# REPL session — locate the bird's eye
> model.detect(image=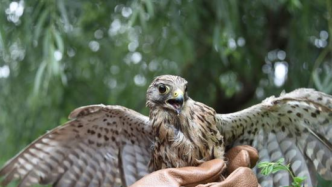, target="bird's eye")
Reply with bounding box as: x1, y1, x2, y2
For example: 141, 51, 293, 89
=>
158, 84, 169, 94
